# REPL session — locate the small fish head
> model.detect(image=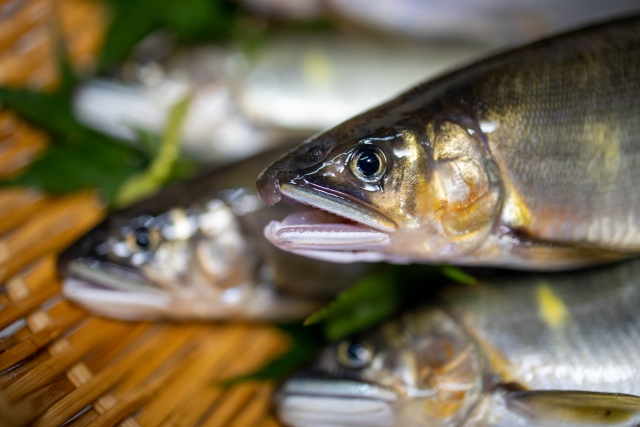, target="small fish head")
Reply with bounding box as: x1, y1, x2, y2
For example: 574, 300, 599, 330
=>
258, 115, 503, 264
277, 308, 484, 427
59, 191, 258, 319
